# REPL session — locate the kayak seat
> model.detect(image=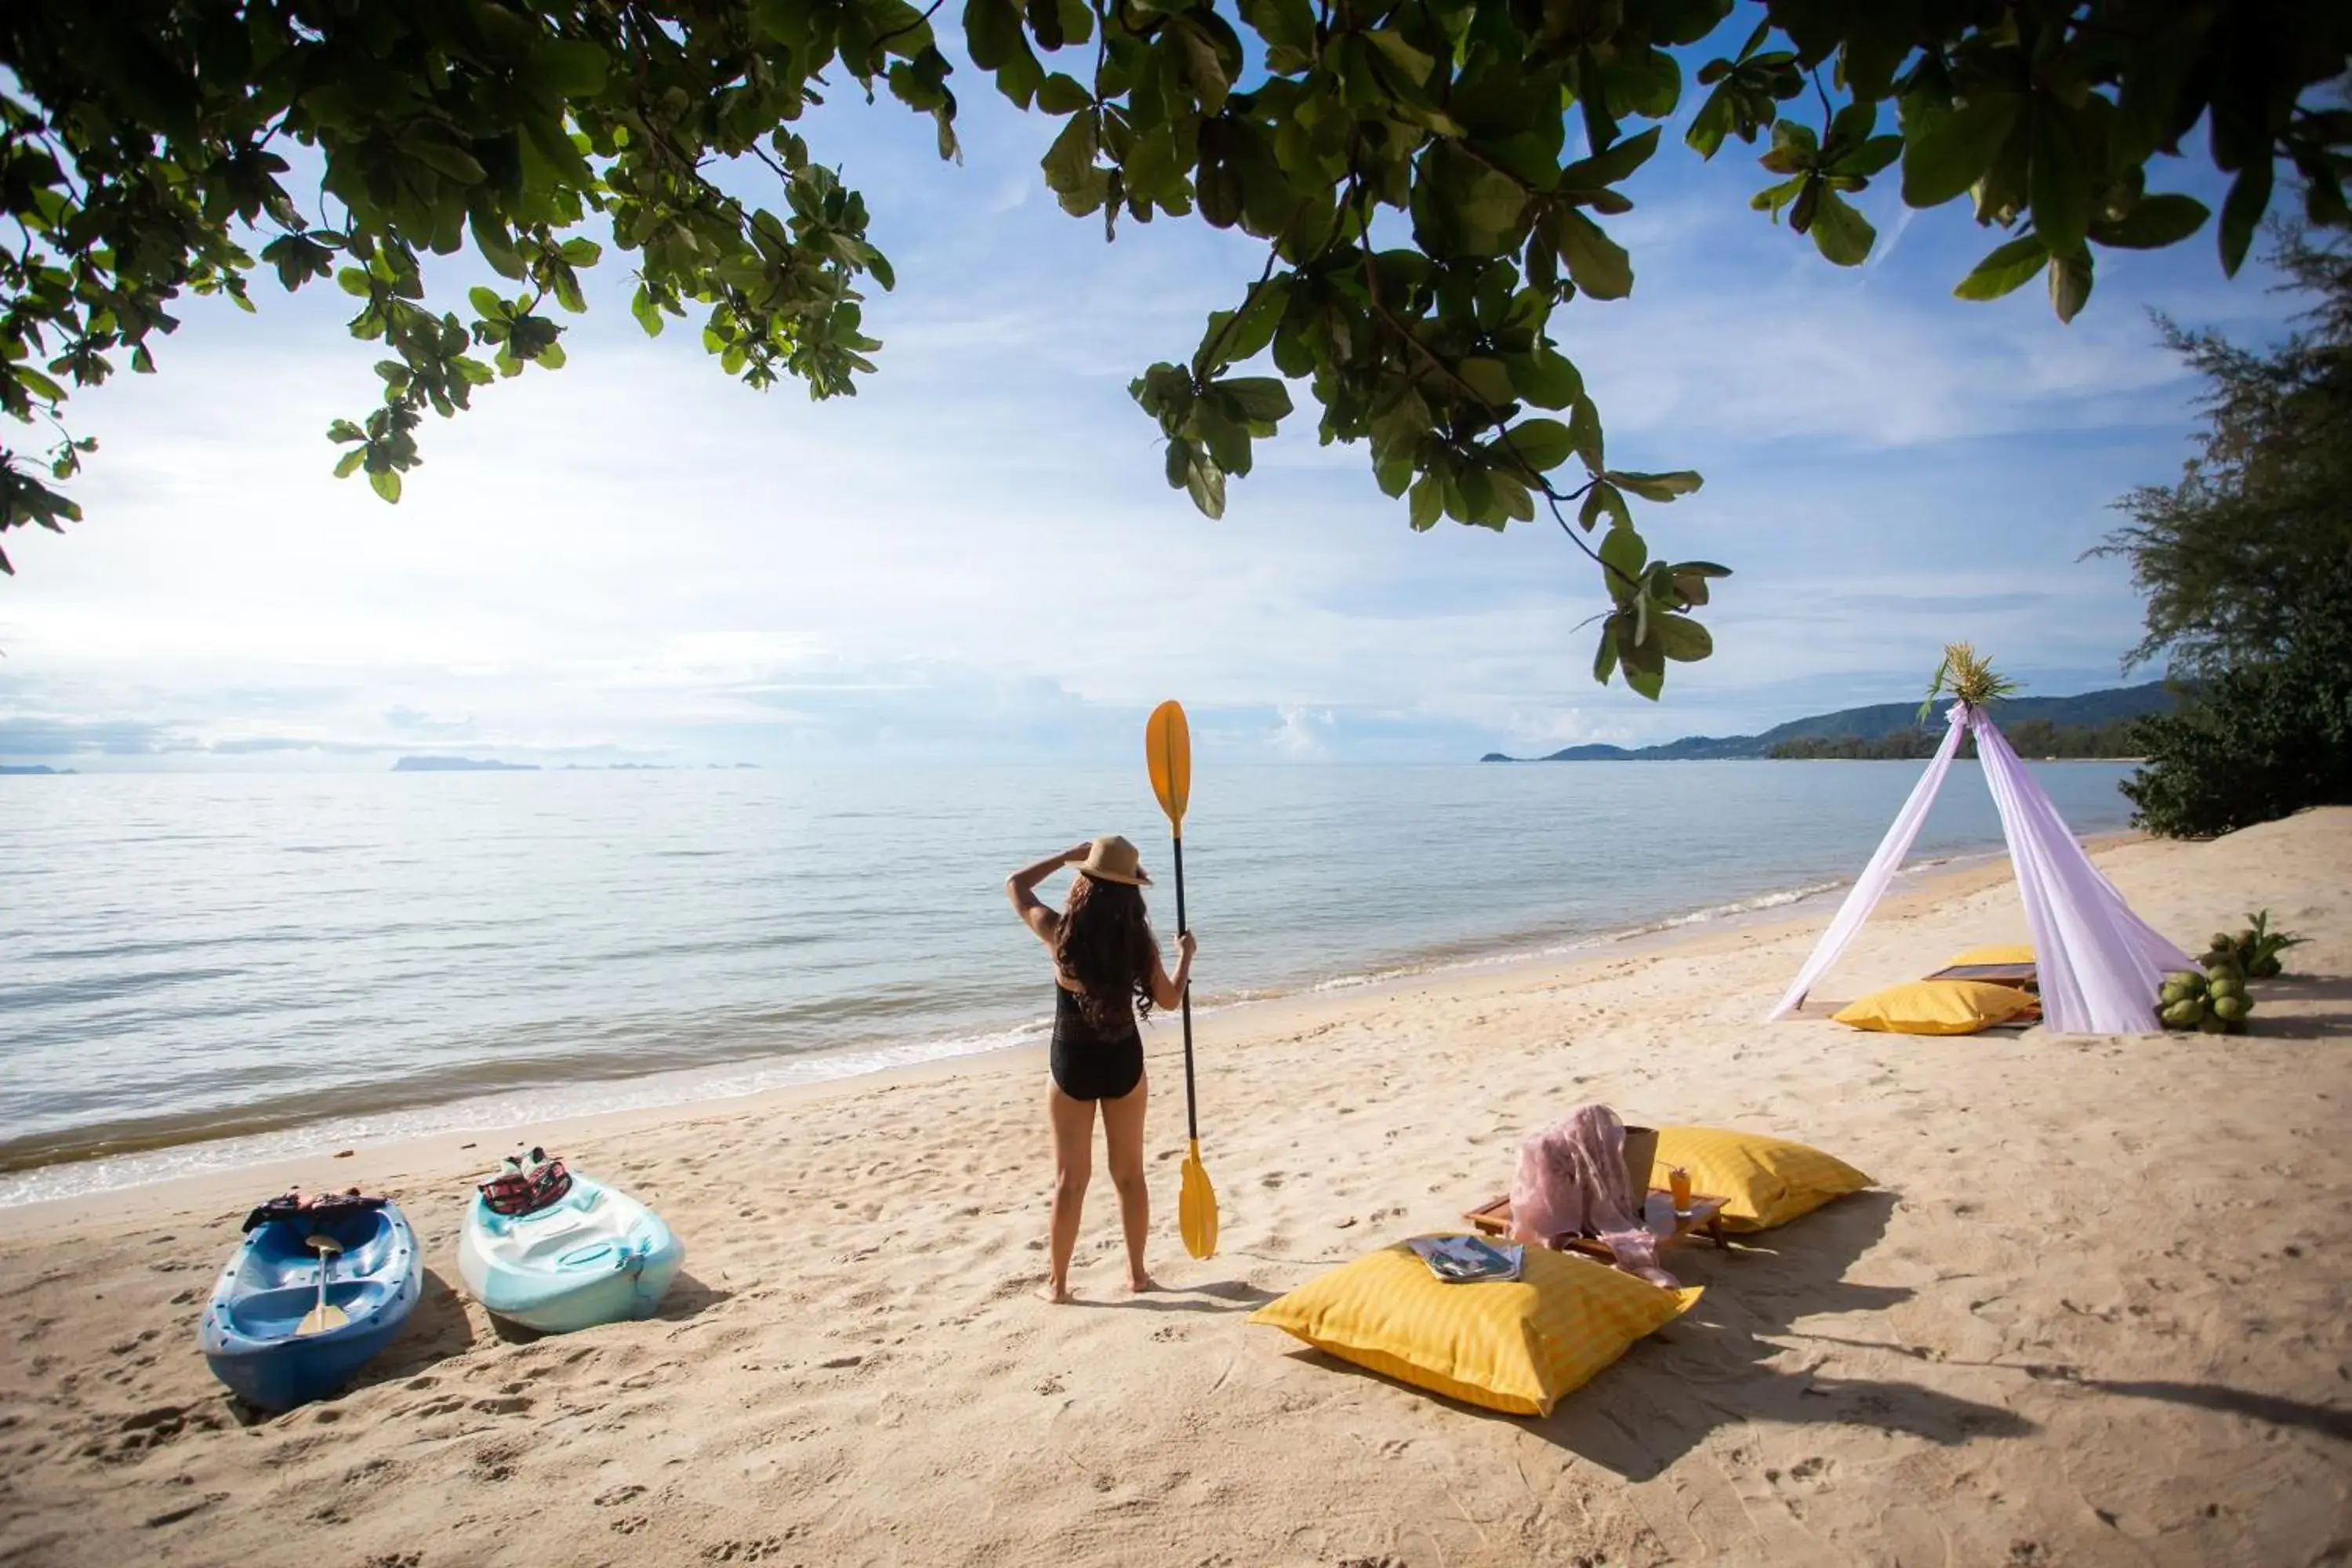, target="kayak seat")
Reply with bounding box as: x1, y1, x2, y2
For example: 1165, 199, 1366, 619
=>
223, 1278, 397, 1340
